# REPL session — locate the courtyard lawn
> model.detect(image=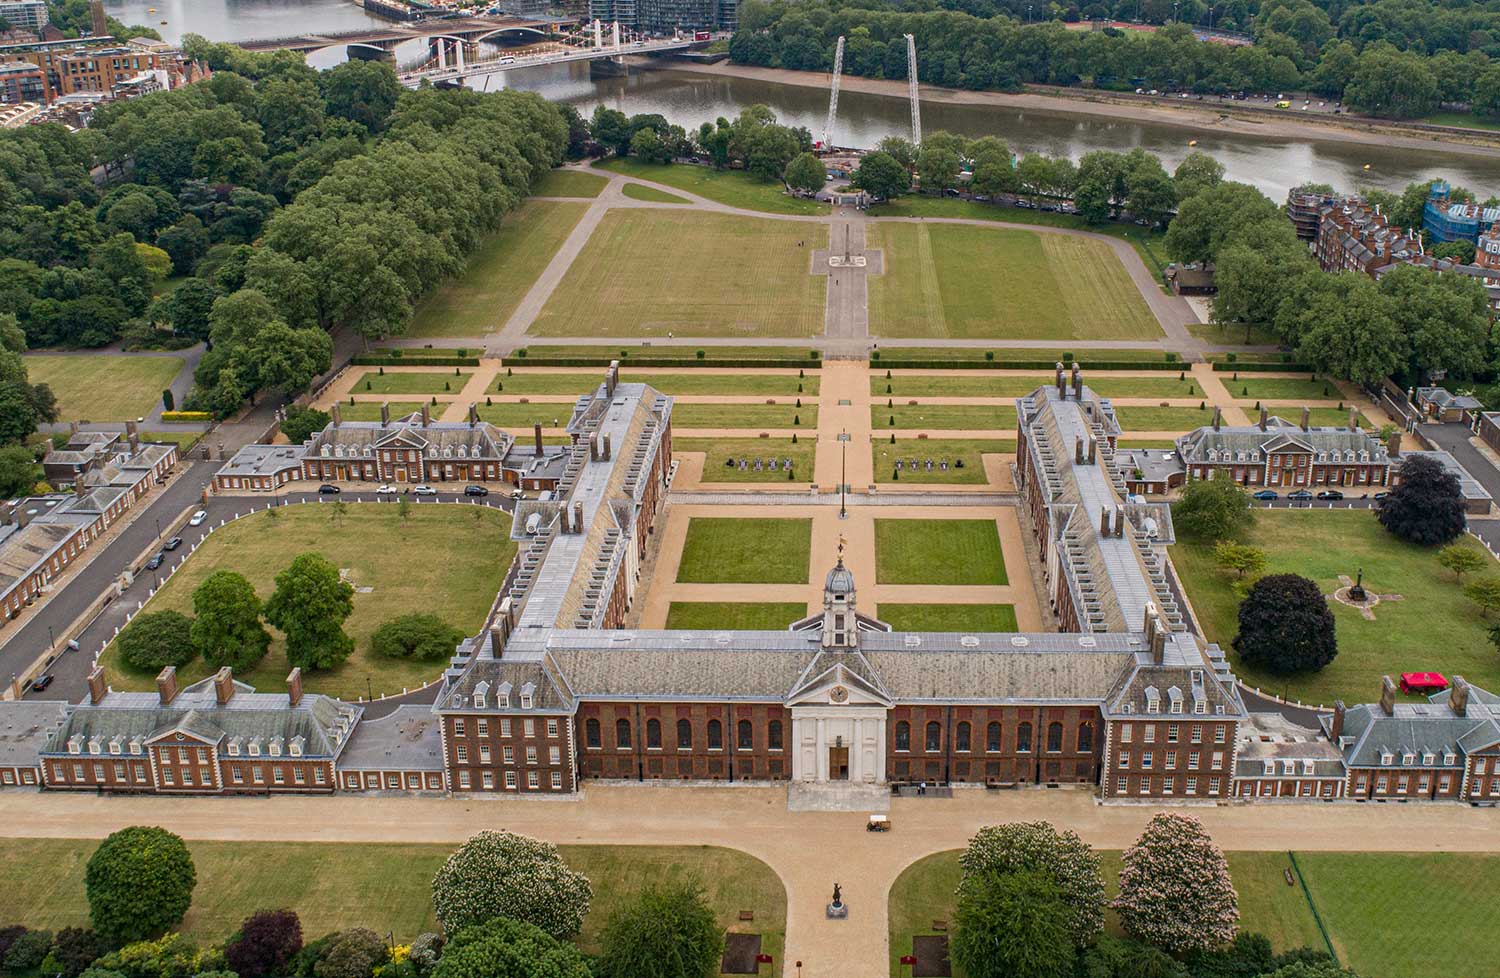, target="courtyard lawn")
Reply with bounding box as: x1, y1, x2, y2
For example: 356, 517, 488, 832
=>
516, 345, 823, 364
342, 400, 426, 422
354, 370, 471, 395
871, 373, 1199, 399
626, 371, 819, 396
621, 182, 689, 203
1170, 509, 1500, 705
143, 431, 204, 453
874, 519, 1006, 586
98, 504, 515, 700
676, 517, 812, 584
1305, 407, 1375, 429
492, 372, 600, 395
671, 403, 816, 429
866, 223, 1161, 341
874, 404, 1018, 431
871, 439, 1015, 485
25, 354, 184, 422
874, 347, 1173, 365
665, 601, 809, 630
477, 402, 576, 428
888, 849, 1326, 978
594, 158, 824, 215
533, 169, 607, 198
408, 200, 588, 338
674, 437, 815, 483
0, 838, 784, 963
1112, 405, 1214, 432
1228, 376, 1341, 402
876, 603, 1018, 632
530, 210, 827, 338
1188, 321, 1280, 346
